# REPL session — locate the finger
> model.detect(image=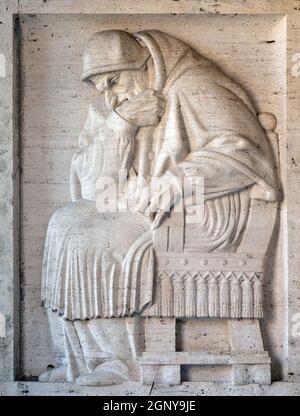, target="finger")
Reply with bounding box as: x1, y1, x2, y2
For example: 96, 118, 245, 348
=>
146, 89, 156, 96
144, 98, 161, 109
157, 101, 166, 112
153, 91, 166, 101
159, 189, 174, 214
153, 95, 166, 108
145, 93, 164, 105
136, 101, 159, 111
156, 107, 165, 117
151, 210, 166, 231
145, 184, 167, 214
151, 193, 175, 230
130, 90, 154, 104
136, 195, 151, 213
138, 89, 156, 101
146, 186, 172, 216
146, 102, 165, 116
145, 196, 160, 216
